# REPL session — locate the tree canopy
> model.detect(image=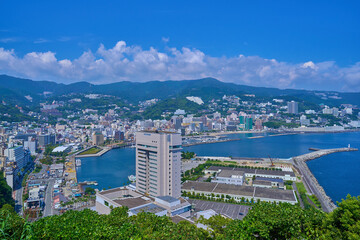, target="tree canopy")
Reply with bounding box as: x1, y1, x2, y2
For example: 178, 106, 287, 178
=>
0, 171, 14, 208
0, 195, 360, 239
